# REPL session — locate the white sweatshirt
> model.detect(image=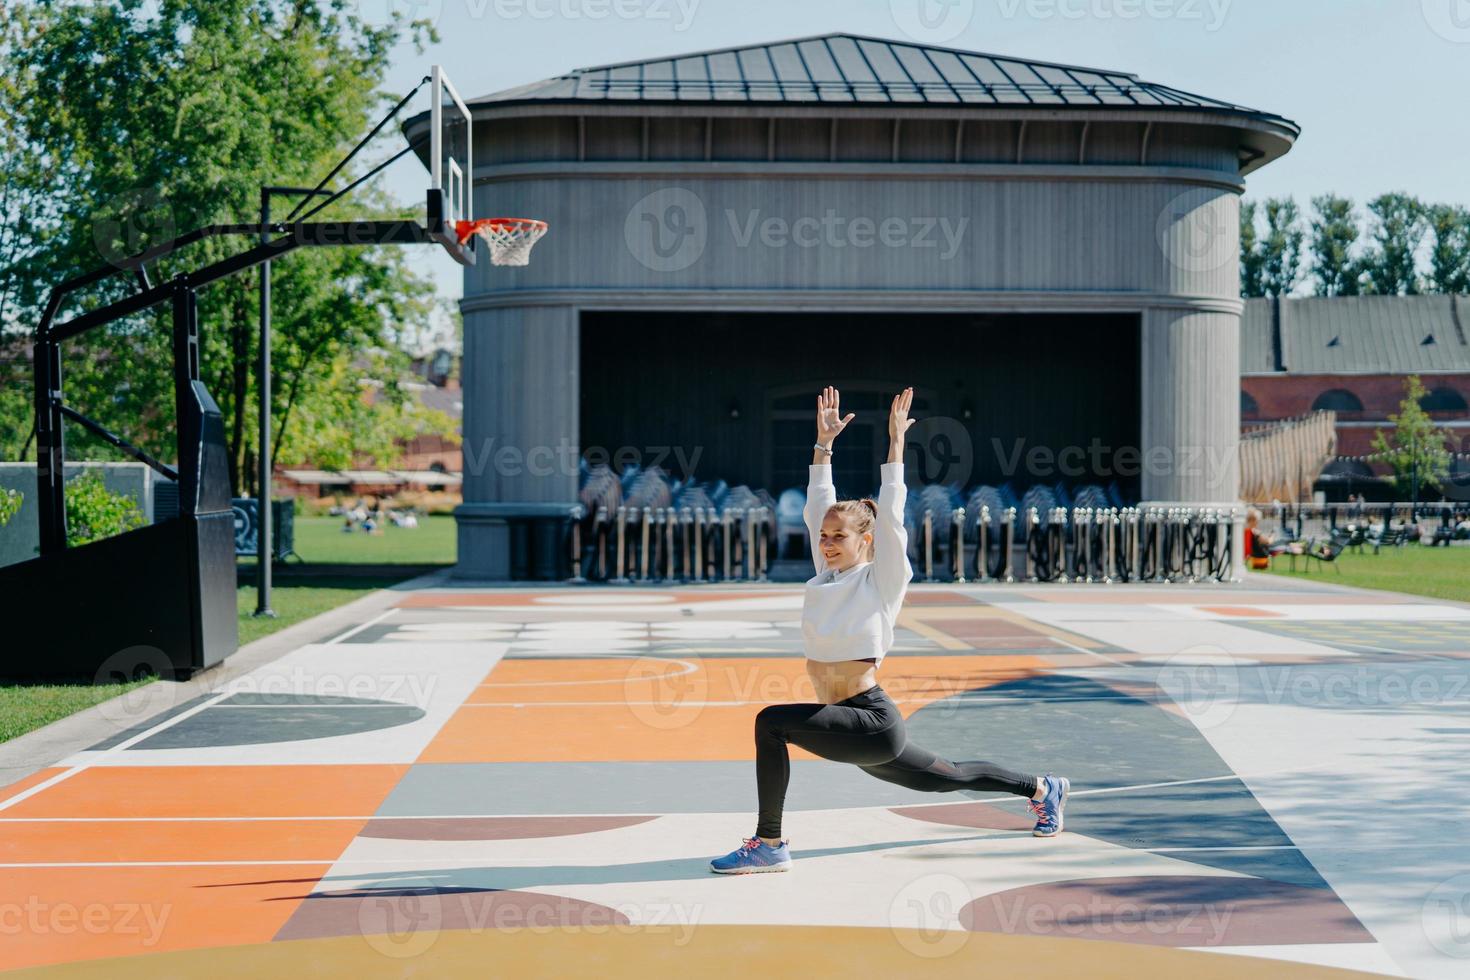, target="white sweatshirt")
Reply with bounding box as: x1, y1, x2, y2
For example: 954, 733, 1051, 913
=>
800, 461, 913, 665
